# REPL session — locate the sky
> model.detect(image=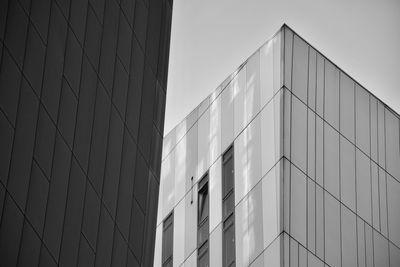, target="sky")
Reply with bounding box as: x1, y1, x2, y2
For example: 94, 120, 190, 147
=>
164, 0, 400, 135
